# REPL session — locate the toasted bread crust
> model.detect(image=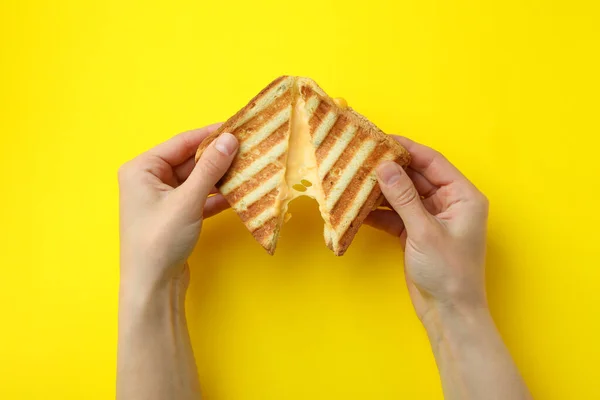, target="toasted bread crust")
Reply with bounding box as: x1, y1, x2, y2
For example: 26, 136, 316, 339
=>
297, 78, 410, 255
195, 76, 294, 254
195, 76, 411, 256
299, 77, 410, 167
334, 107, 410, 257
194, 75, 292, 162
